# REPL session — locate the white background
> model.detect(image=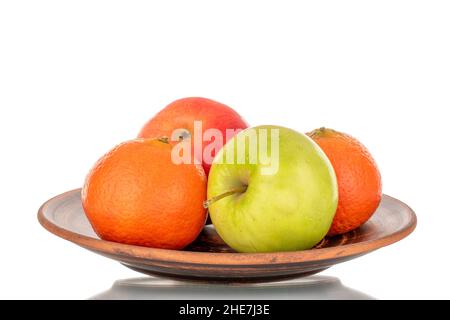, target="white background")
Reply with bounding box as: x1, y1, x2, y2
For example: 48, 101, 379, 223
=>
1, 1, 449, 299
